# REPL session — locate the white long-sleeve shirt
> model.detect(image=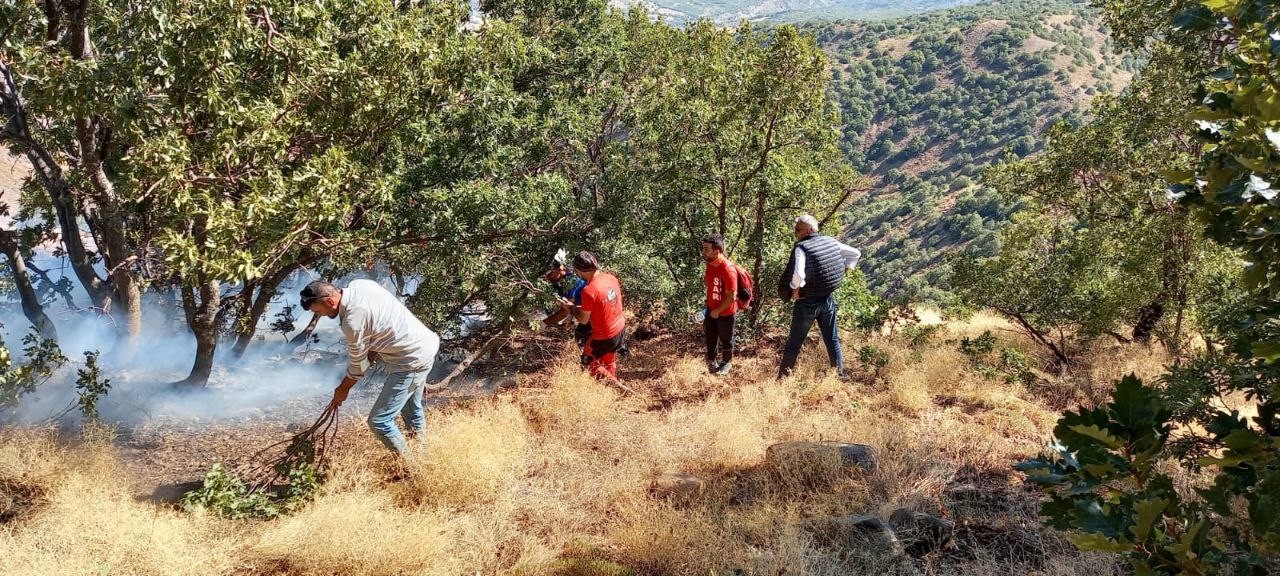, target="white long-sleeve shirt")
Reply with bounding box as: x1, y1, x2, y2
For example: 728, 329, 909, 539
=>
790, 240, 862, 289
338, 279, 440, 379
